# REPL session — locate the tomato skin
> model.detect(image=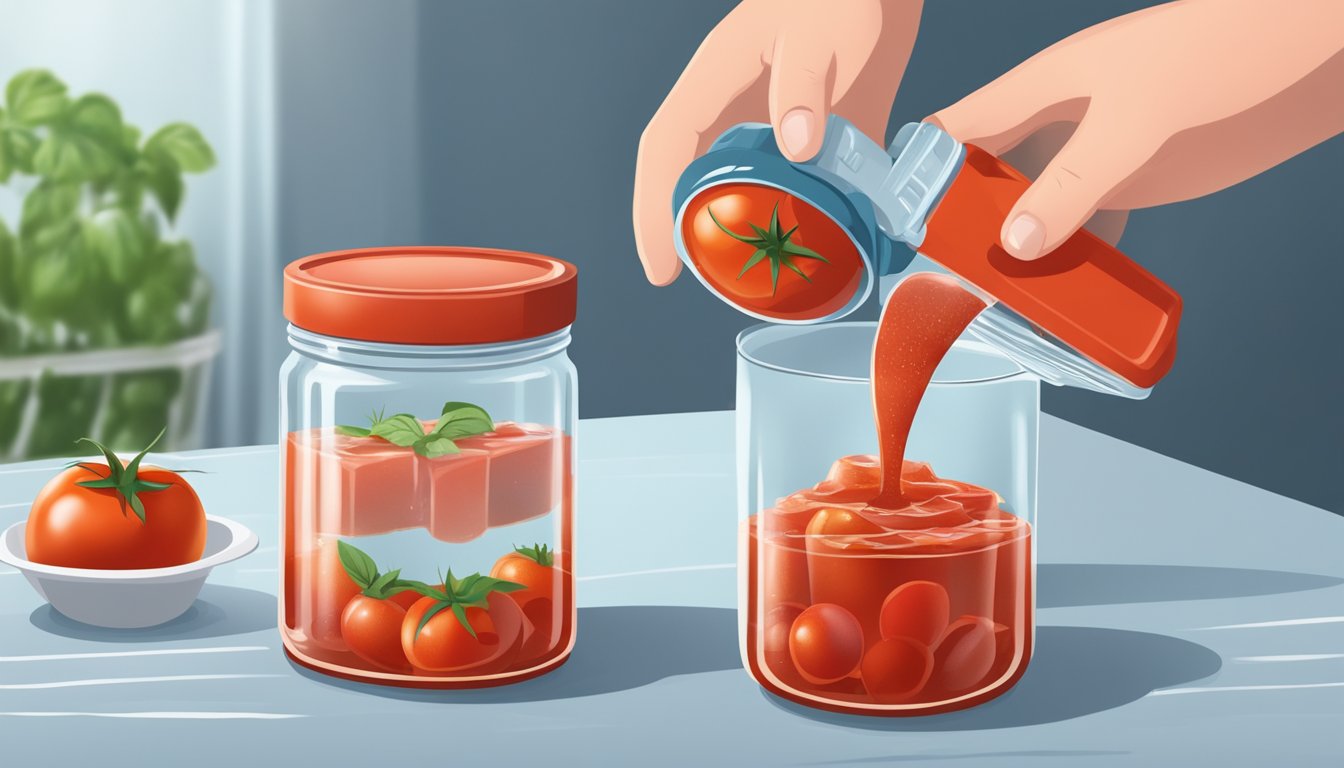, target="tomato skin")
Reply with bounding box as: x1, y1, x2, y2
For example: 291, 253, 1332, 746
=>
490, 550, 560, 664
489, 552, 555, 610
931, 615, 998, 694
879, 581, 951, 646
681, 184, 865, 321
341, 595, 412, 673
861, 637, 934, 703
25, 464, 206, 569
401, 591, 525, 673
788, 603, 865, 685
